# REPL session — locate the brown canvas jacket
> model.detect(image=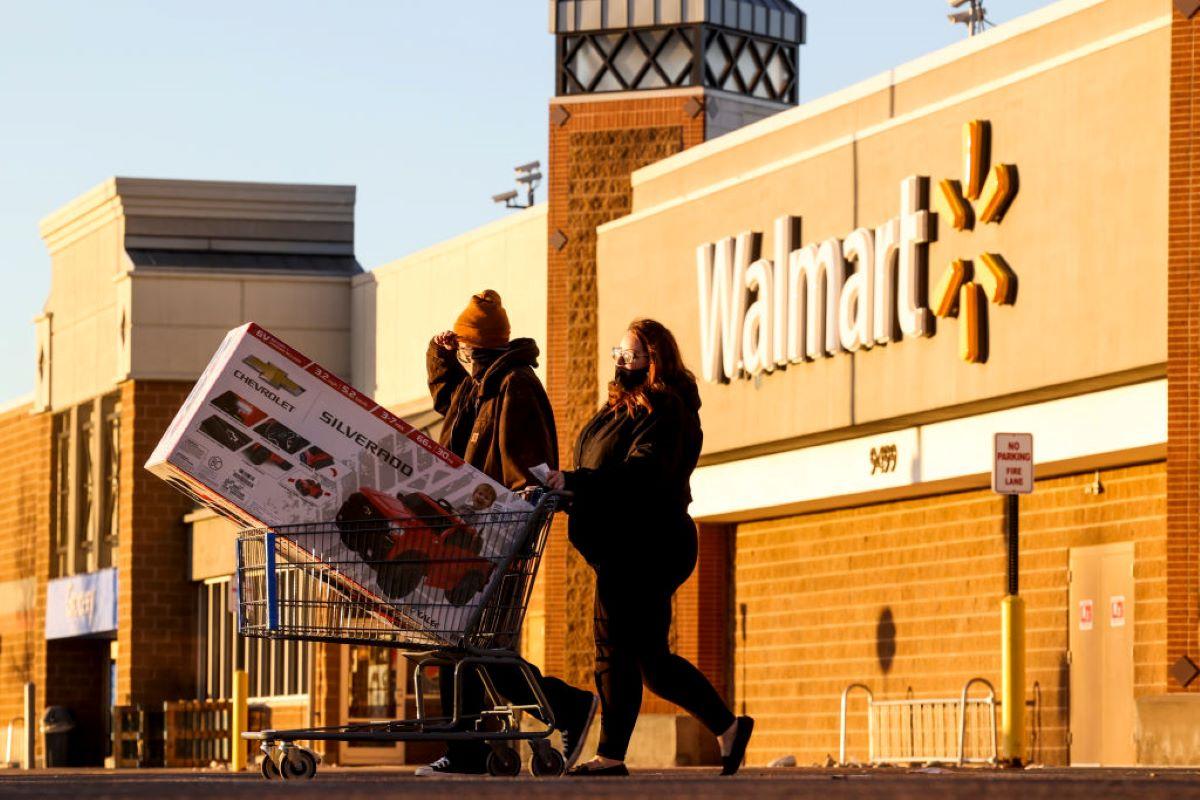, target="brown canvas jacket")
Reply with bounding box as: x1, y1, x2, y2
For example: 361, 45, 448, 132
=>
426, 337, 558, 490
